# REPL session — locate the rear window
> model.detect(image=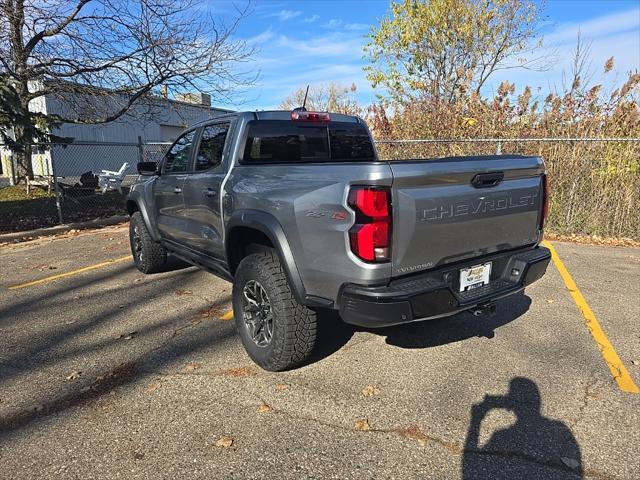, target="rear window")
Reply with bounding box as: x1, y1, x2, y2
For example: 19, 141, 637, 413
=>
241, 120, 375, 164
